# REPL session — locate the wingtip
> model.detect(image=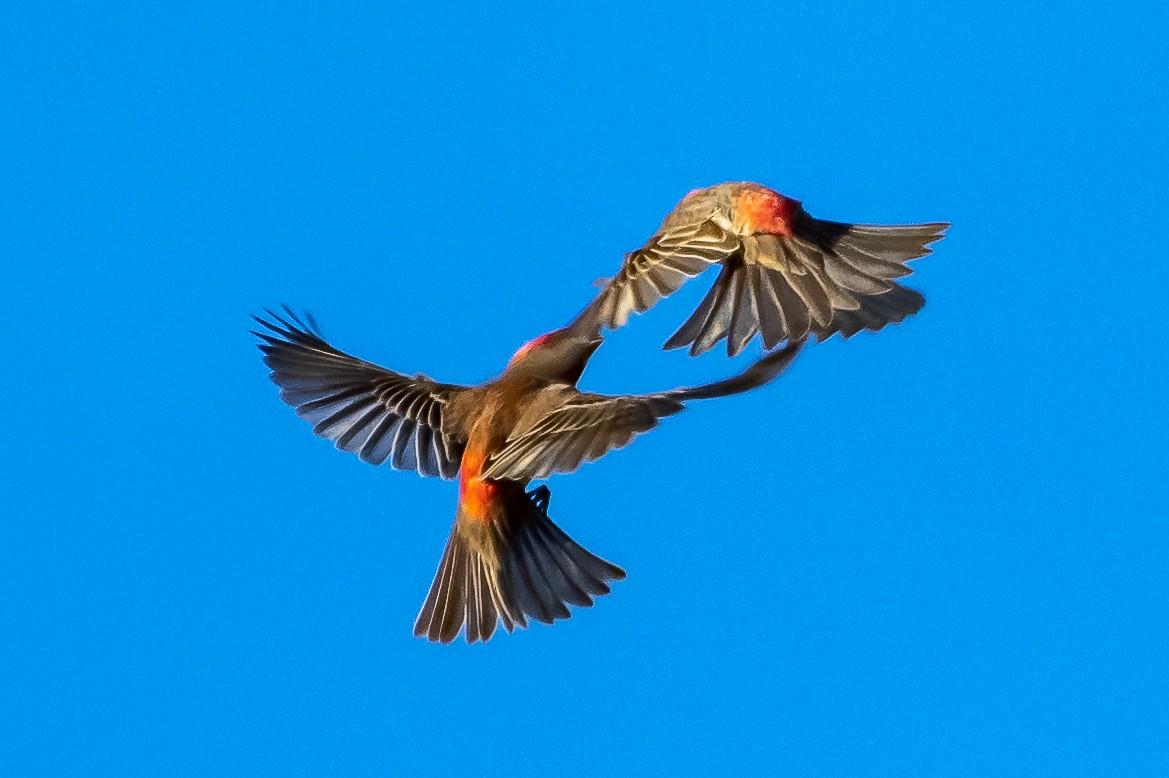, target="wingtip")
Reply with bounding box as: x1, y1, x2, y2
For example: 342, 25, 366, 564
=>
251, 305, 325, 338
